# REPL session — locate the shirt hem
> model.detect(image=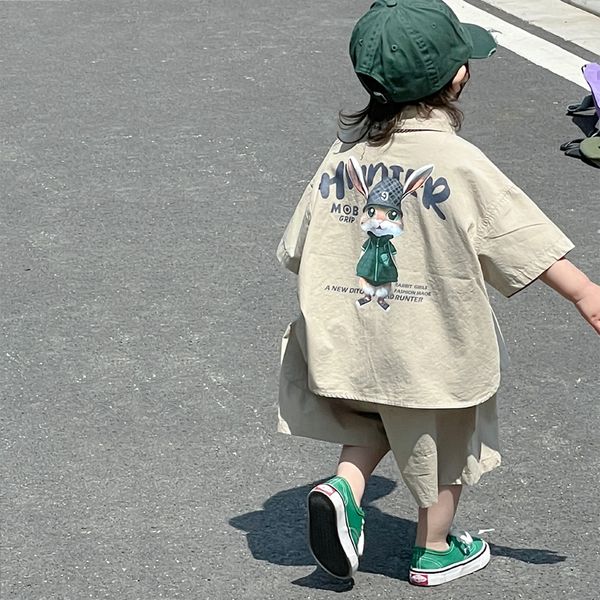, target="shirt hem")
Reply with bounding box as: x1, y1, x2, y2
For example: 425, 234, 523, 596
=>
308, 380, 501, 410
506, 238, 575, 298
